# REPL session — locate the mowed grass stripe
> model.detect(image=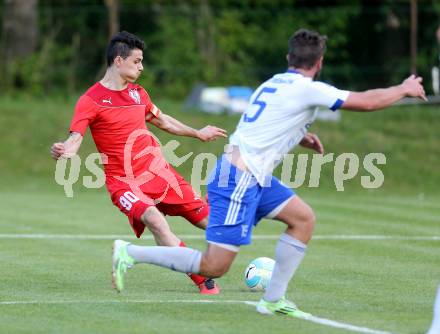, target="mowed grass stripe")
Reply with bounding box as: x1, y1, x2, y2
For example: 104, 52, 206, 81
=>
315, 213, 438, 236
312, 198, 440, 223
0, 233, 439, 241
308, 193, 440, 211
0, 300, 395, 334
1, 236, 436, 334
0, 190, 438, 333
1, 190, 438, 230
